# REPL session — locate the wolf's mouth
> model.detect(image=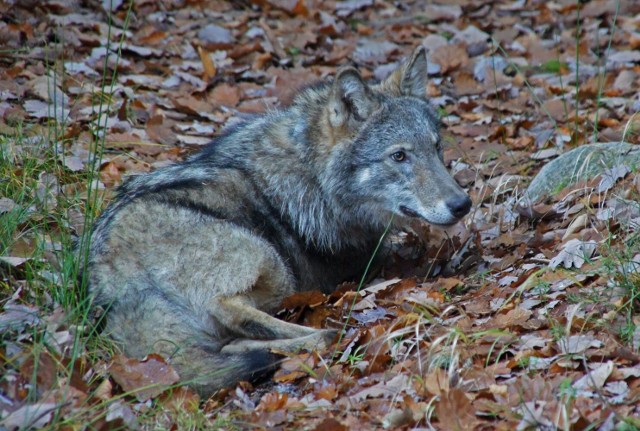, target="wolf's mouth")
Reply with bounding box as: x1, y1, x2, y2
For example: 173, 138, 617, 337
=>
399, 205, 461, 226
399, 206, 421, 218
